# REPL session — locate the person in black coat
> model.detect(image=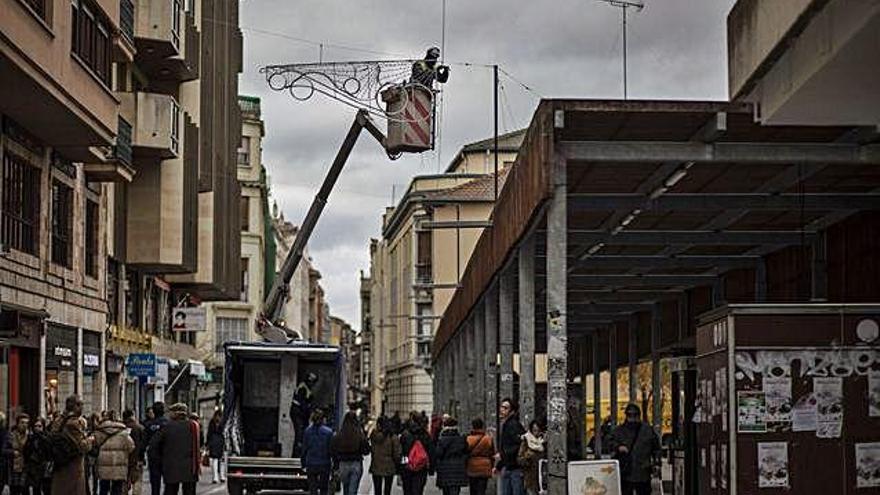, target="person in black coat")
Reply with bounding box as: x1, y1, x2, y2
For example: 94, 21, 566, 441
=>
433, 418, 468, 495
150, 403, 200, 495
144, 403, 169, 495
399, 412, 434, 495
206, 410, 225, 484
496, 398, 526, 495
